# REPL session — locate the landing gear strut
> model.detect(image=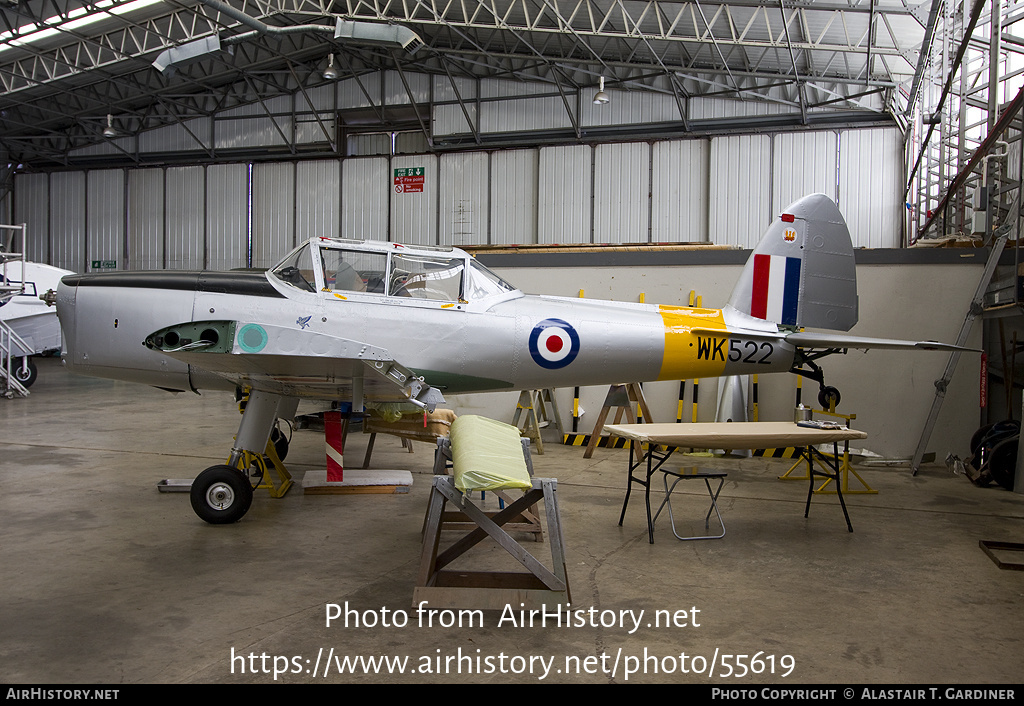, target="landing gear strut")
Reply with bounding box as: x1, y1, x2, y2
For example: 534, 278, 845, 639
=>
188, 390, 298, 524
791, 356, 842, 411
